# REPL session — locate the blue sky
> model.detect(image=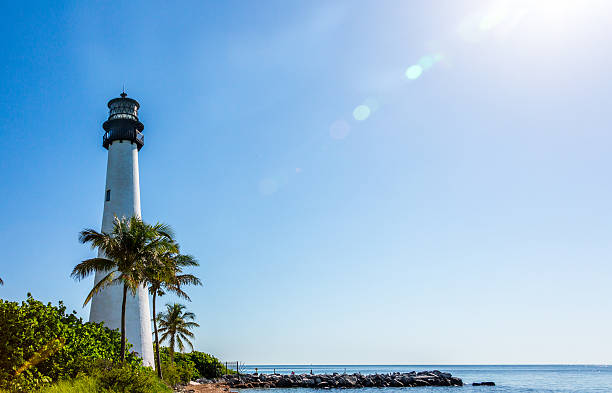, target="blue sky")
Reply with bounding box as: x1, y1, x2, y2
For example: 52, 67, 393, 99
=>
1, 0, 611, 364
